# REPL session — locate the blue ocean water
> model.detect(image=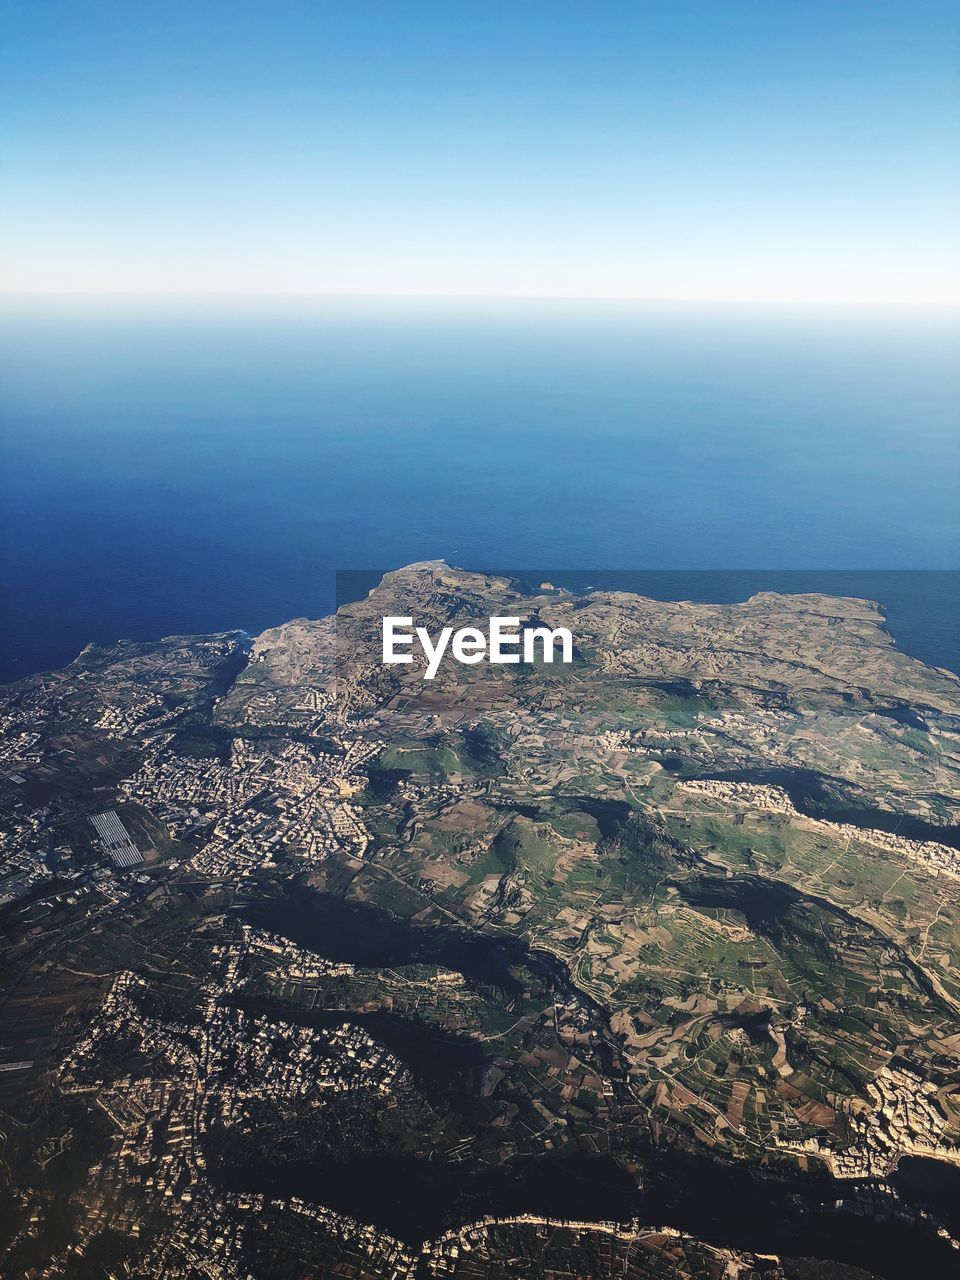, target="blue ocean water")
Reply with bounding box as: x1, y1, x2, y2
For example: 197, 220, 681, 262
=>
1, 299, 958, 682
